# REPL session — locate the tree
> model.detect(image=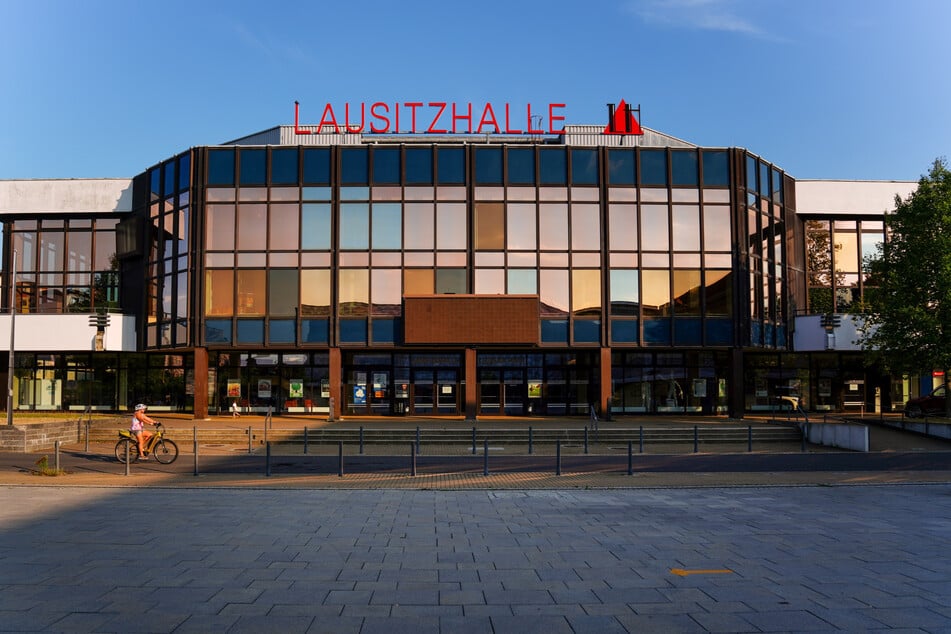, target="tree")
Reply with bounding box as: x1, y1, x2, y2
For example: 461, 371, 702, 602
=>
860, 158, 951, 416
